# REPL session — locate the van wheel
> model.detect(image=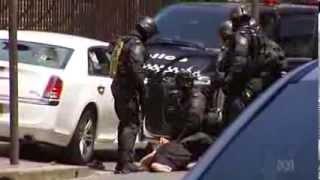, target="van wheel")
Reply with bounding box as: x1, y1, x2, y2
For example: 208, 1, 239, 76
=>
65, 108, 97, 165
